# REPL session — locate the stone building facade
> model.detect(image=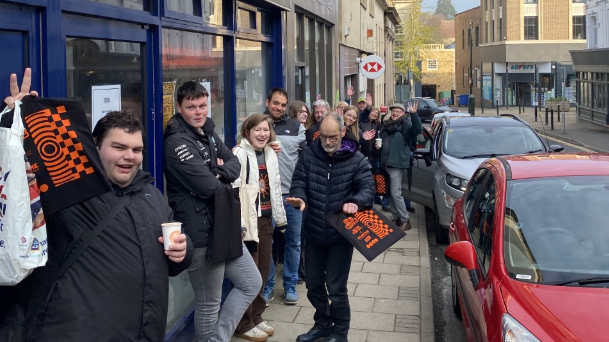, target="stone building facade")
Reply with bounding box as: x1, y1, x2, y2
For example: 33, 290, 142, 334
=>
420, 44, 455, 104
